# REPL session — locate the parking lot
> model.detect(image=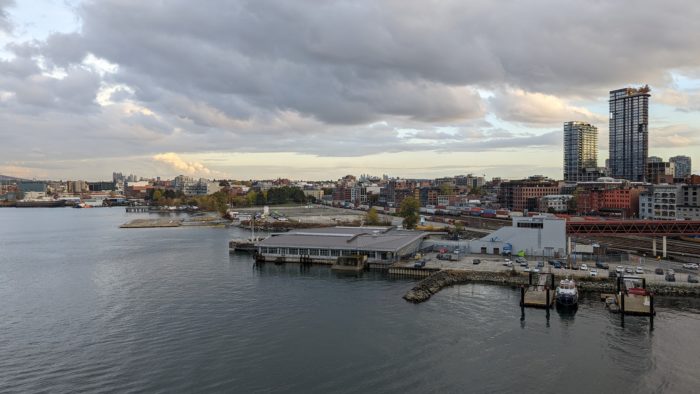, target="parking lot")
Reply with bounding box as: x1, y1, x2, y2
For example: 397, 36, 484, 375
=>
398, 251, 700, 287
